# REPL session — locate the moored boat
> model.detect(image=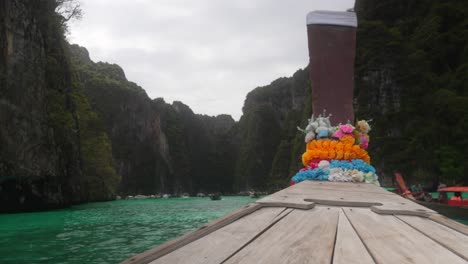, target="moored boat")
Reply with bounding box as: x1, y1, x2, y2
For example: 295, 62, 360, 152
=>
416, 187, 468, 220
395, 173, 468, 219
249, 191, 259, 198
414, 199, 468, 220
209, 192, 221, 200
